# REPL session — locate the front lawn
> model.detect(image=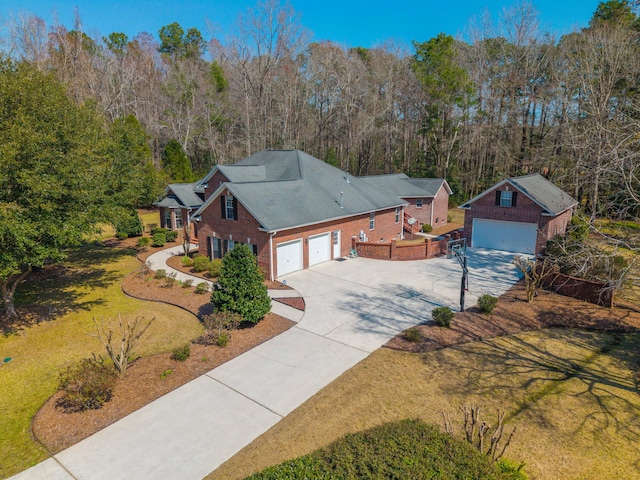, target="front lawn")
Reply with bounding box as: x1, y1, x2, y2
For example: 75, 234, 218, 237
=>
0, 242, 202, 478
209, 328, 640, 480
